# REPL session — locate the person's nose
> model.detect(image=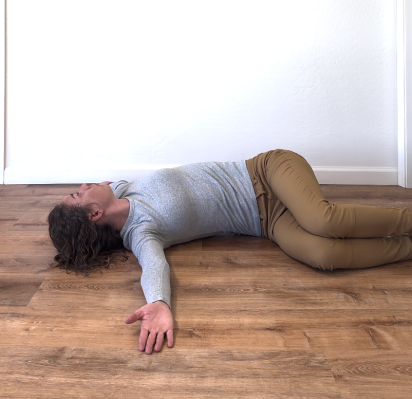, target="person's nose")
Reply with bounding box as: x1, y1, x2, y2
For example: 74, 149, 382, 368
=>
79, 183, 90, 193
